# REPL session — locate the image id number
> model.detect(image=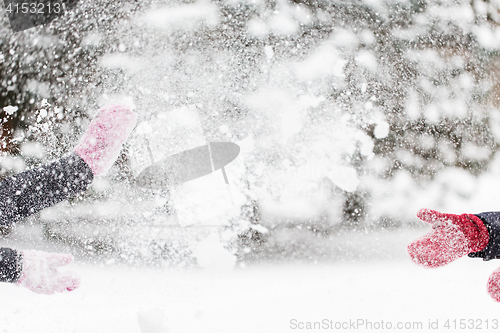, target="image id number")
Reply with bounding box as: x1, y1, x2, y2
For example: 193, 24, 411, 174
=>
5, 2, 62, 15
